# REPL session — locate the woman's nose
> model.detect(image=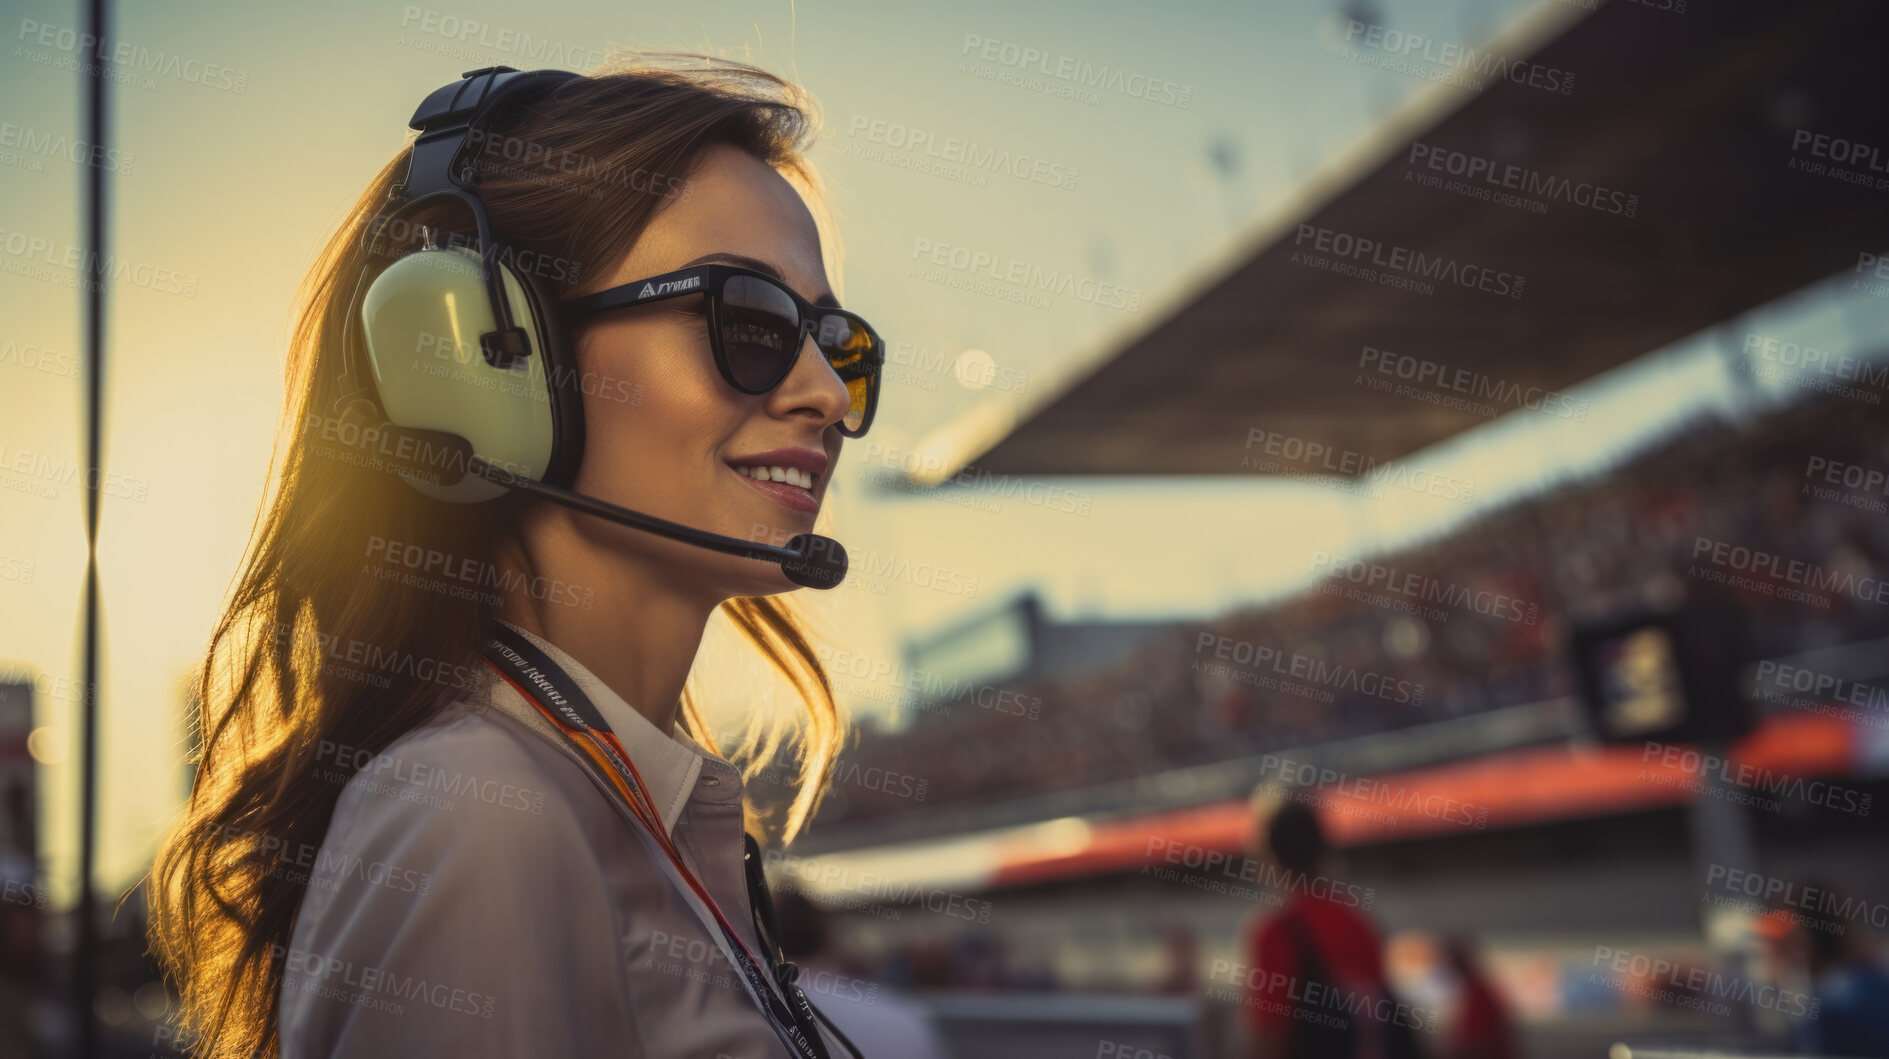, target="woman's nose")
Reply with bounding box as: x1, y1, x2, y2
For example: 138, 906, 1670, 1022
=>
769, 325, 852, 428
